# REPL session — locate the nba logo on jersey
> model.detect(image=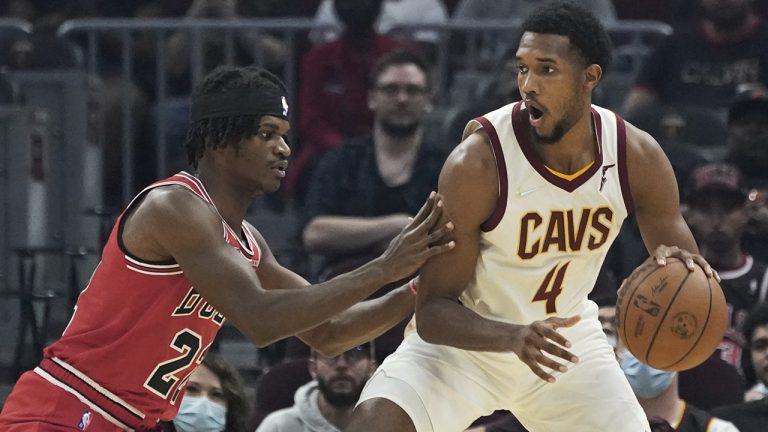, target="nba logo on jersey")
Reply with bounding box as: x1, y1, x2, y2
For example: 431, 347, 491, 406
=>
281, 96, 289, 116
77, 411, 92, 430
